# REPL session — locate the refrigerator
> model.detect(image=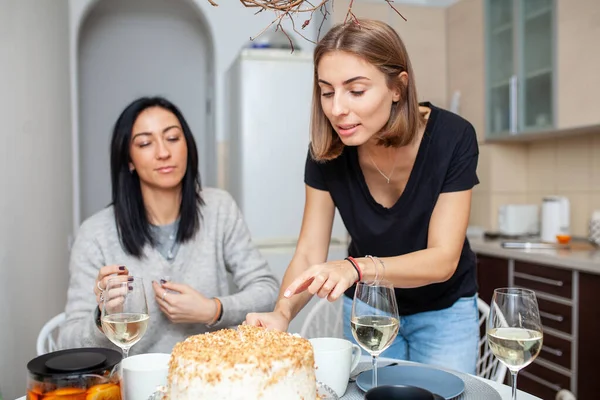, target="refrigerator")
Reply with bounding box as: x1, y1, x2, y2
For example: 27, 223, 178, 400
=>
224, 48, 348, 334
